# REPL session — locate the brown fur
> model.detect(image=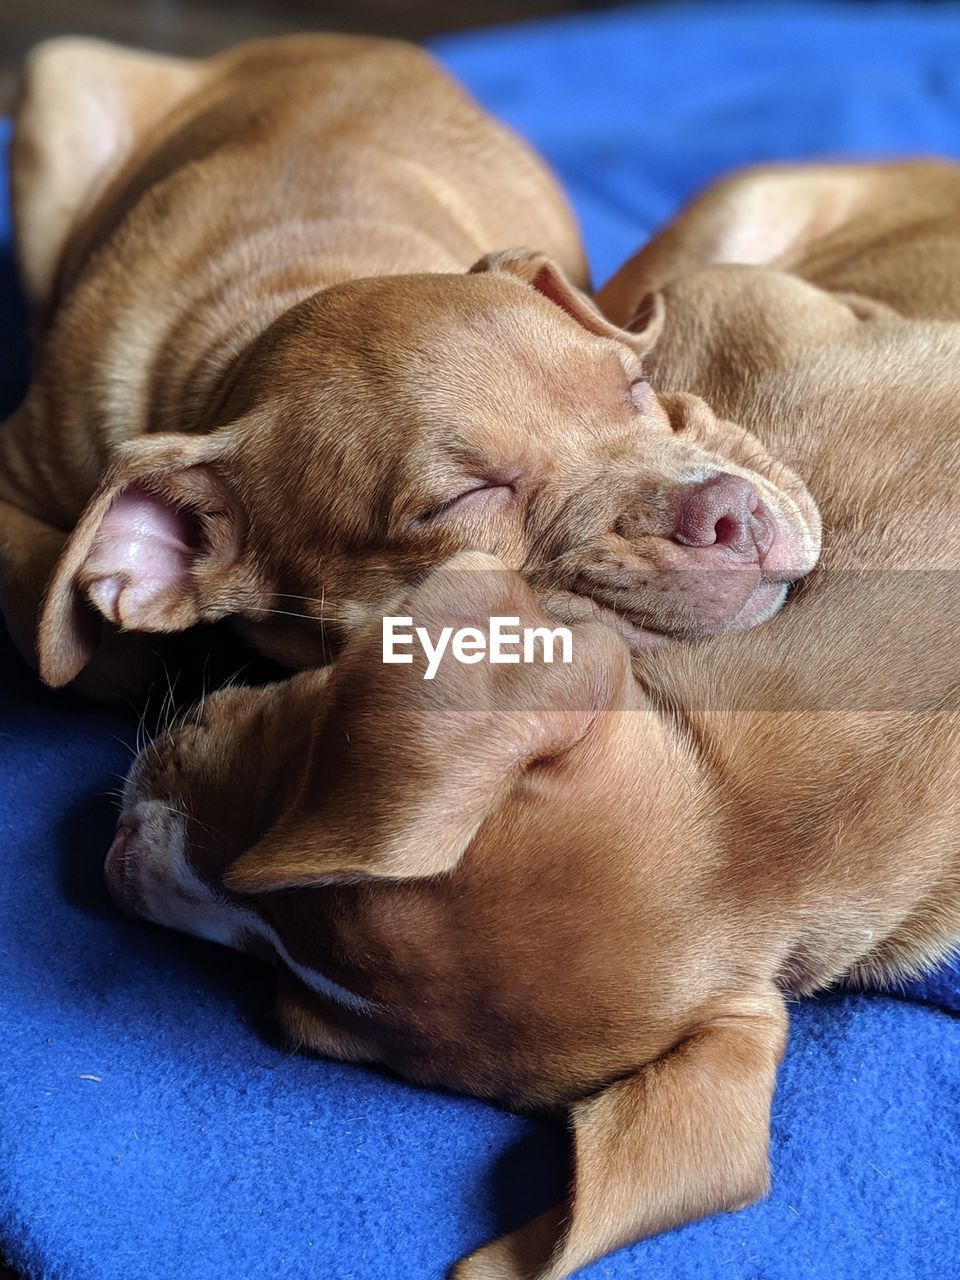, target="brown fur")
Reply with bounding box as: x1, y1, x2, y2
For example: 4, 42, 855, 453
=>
0, 37, 819, 698
106, 164, 960, 1276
